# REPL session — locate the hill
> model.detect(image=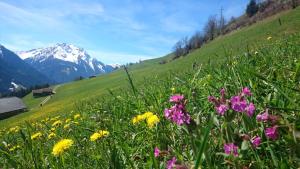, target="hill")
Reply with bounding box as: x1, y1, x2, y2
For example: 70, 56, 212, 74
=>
0, 7, 299, 128
0, 45, 53, 94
